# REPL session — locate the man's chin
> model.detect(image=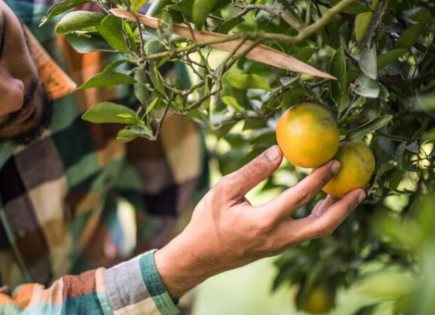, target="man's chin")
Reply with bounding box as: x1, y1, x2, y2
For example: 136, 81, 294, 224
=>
1, 90, 54, 145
